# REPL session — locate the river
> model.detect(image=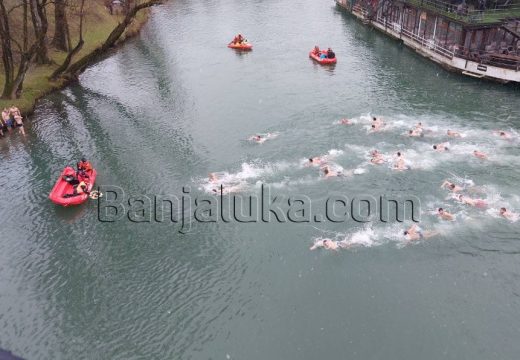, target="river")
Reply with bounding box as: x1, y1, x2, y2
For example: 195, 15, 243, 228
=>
1, 0, 519, 359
